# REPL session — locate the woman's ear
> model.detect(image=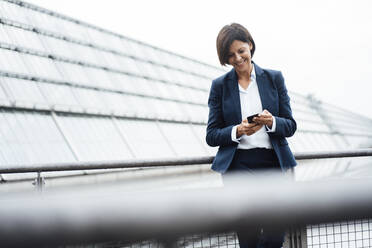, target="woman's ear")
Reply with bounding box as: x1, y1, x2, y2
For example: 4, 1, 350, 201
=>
249, 42, 253, 51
